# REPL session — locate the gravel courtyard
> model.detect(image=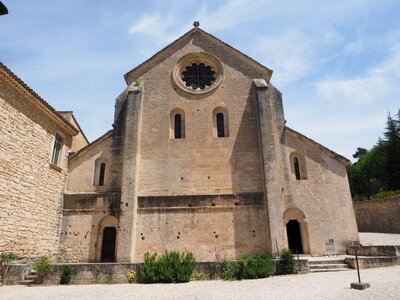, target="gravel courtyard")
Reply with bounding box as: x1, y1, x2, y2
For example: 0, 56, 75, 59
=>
1, 266, 400, 300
